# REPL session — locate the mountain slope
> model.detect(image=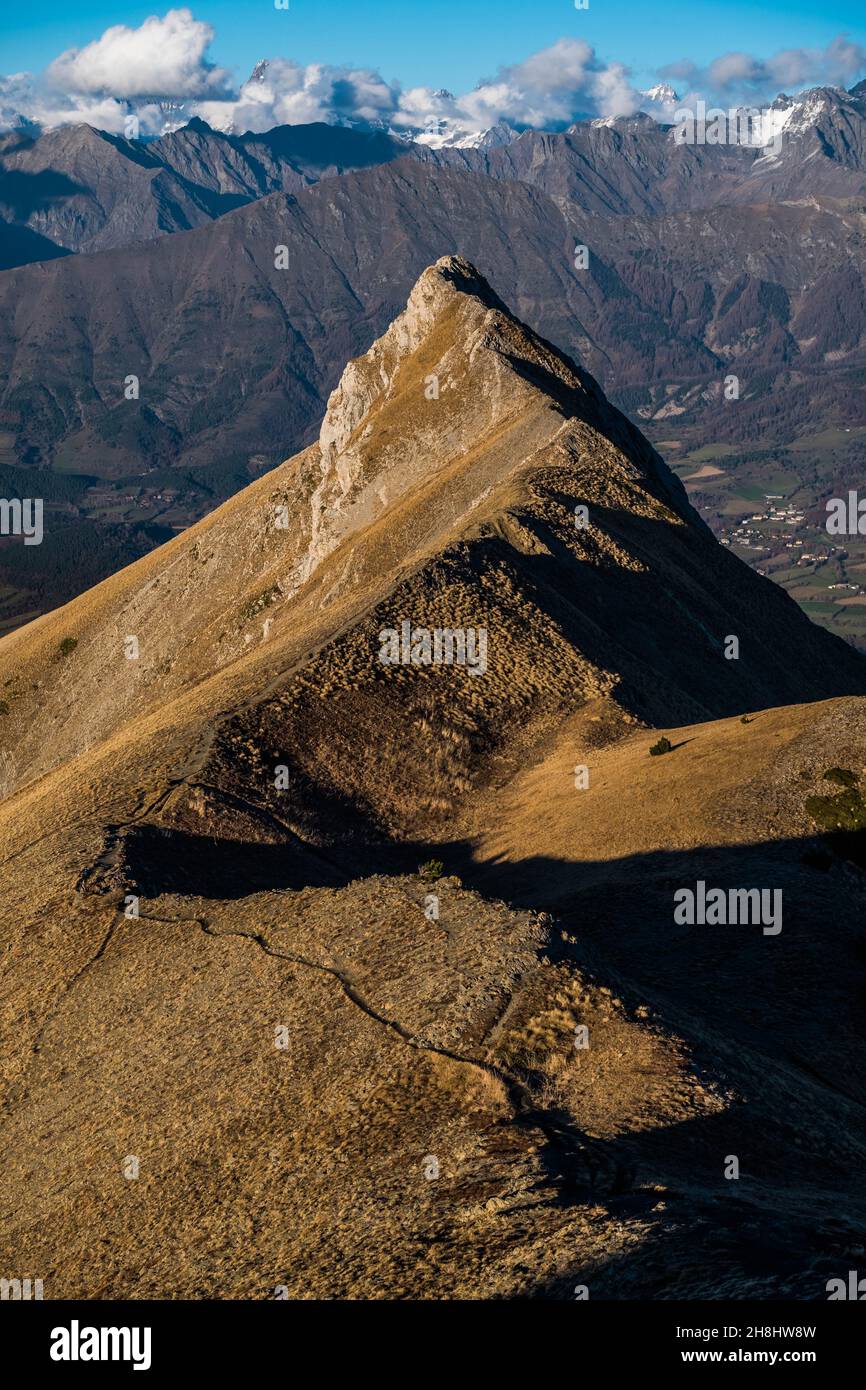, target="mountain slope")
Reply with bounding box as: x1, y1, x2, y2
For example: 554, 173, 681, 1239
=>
737, 87, 866, 203
2, 260, 866, 1299
426, 86, 866, 211
0, 124, 244, 255
3, 94, 866, 632
430, 117, 758, 214
0, 159, 852, 476
5, 160, 861, 482
0, 162, 694, 479
0, 120, 419, 260
0, 214, 72, 270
